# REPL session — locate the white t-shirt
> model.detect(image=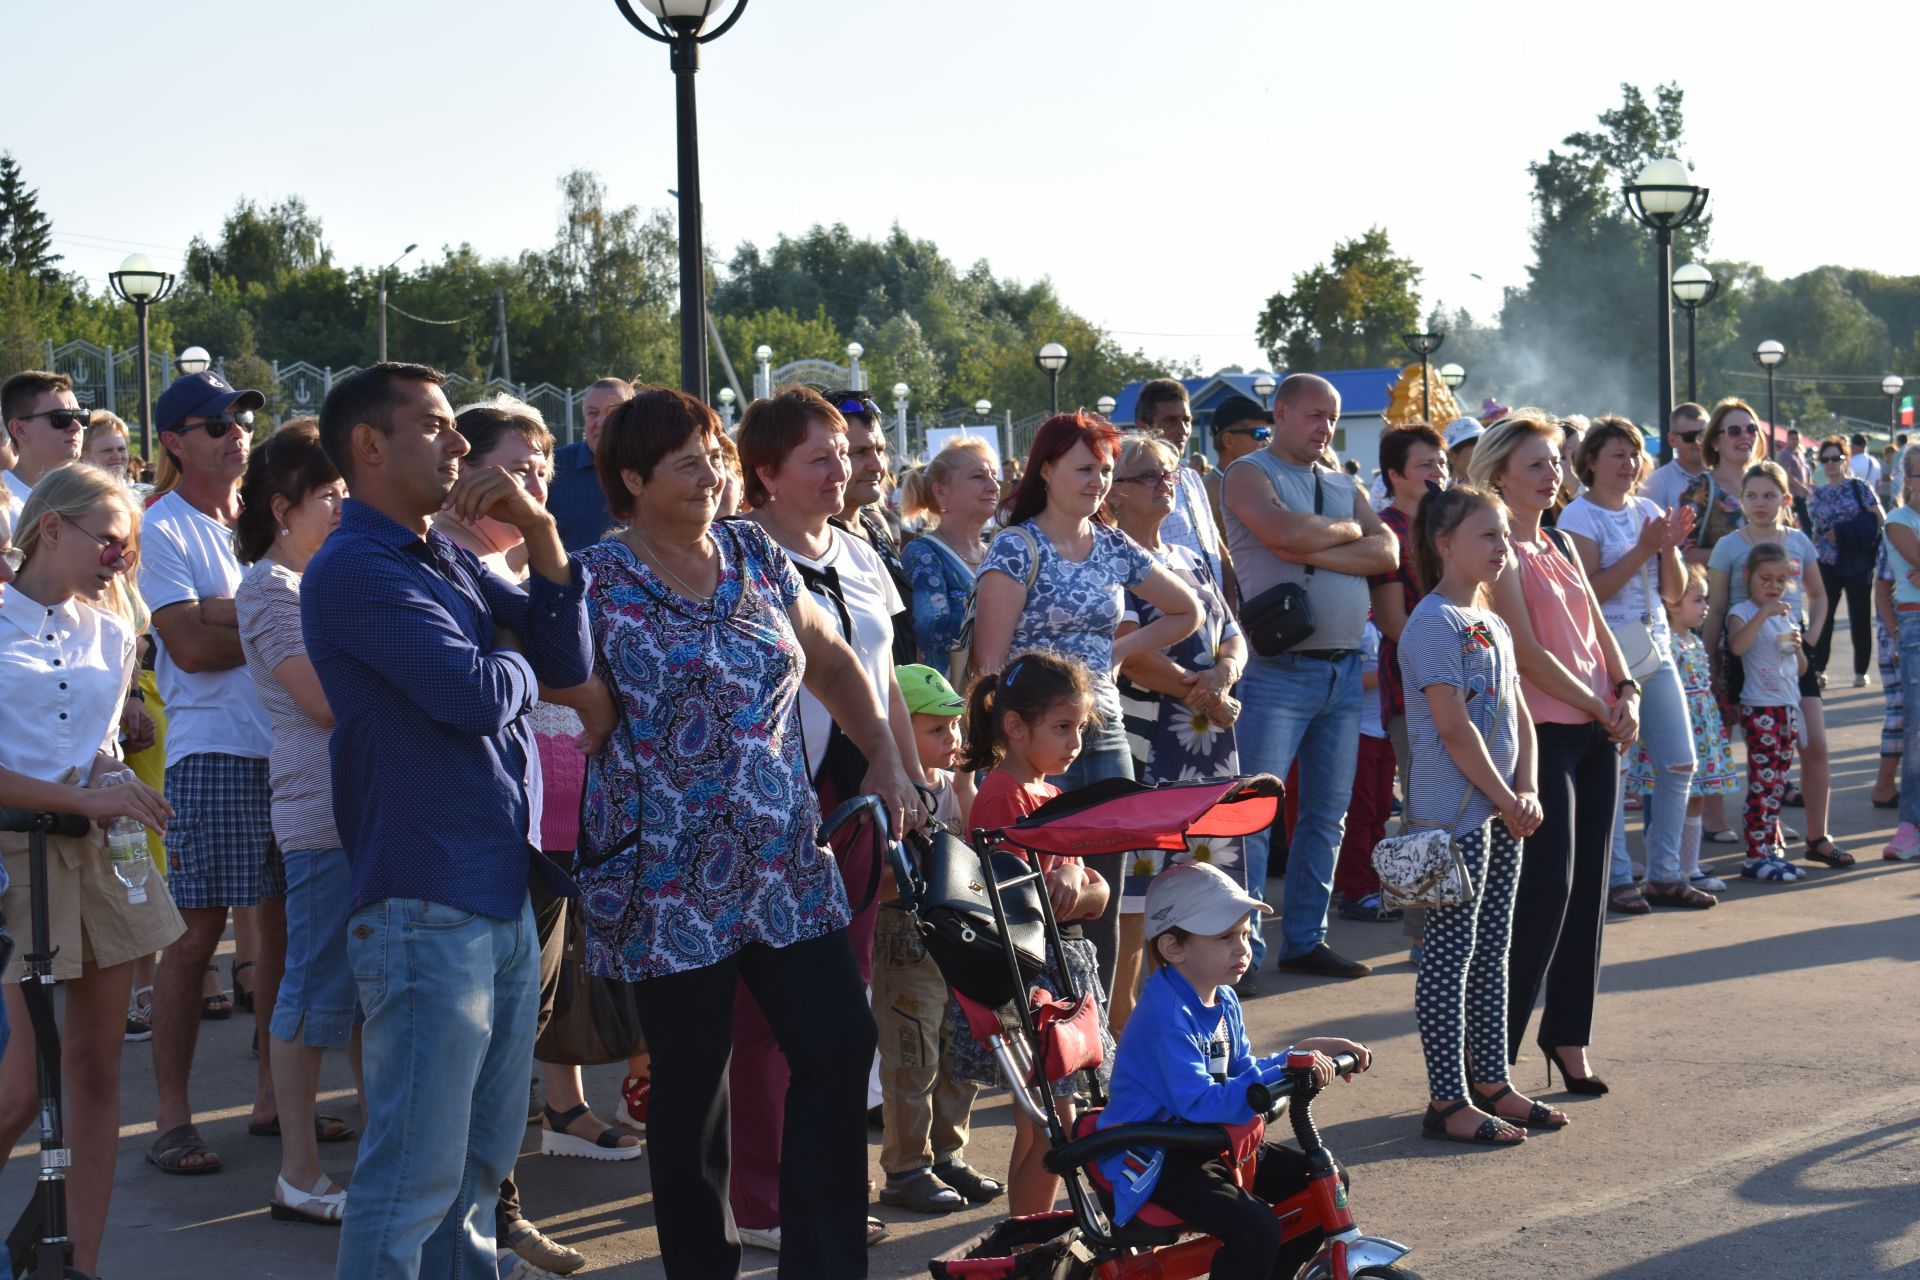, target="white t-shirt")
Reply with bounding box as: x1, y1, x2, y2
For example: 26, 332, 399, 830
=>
784, 526, 904, 781
138, 491, 272, 763
2, 469, 33, 511
1555, 495, 1669, 641
1728, 600, 1801, 707
1850, 453, 1883, 488
1642, 460, 1702, 515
